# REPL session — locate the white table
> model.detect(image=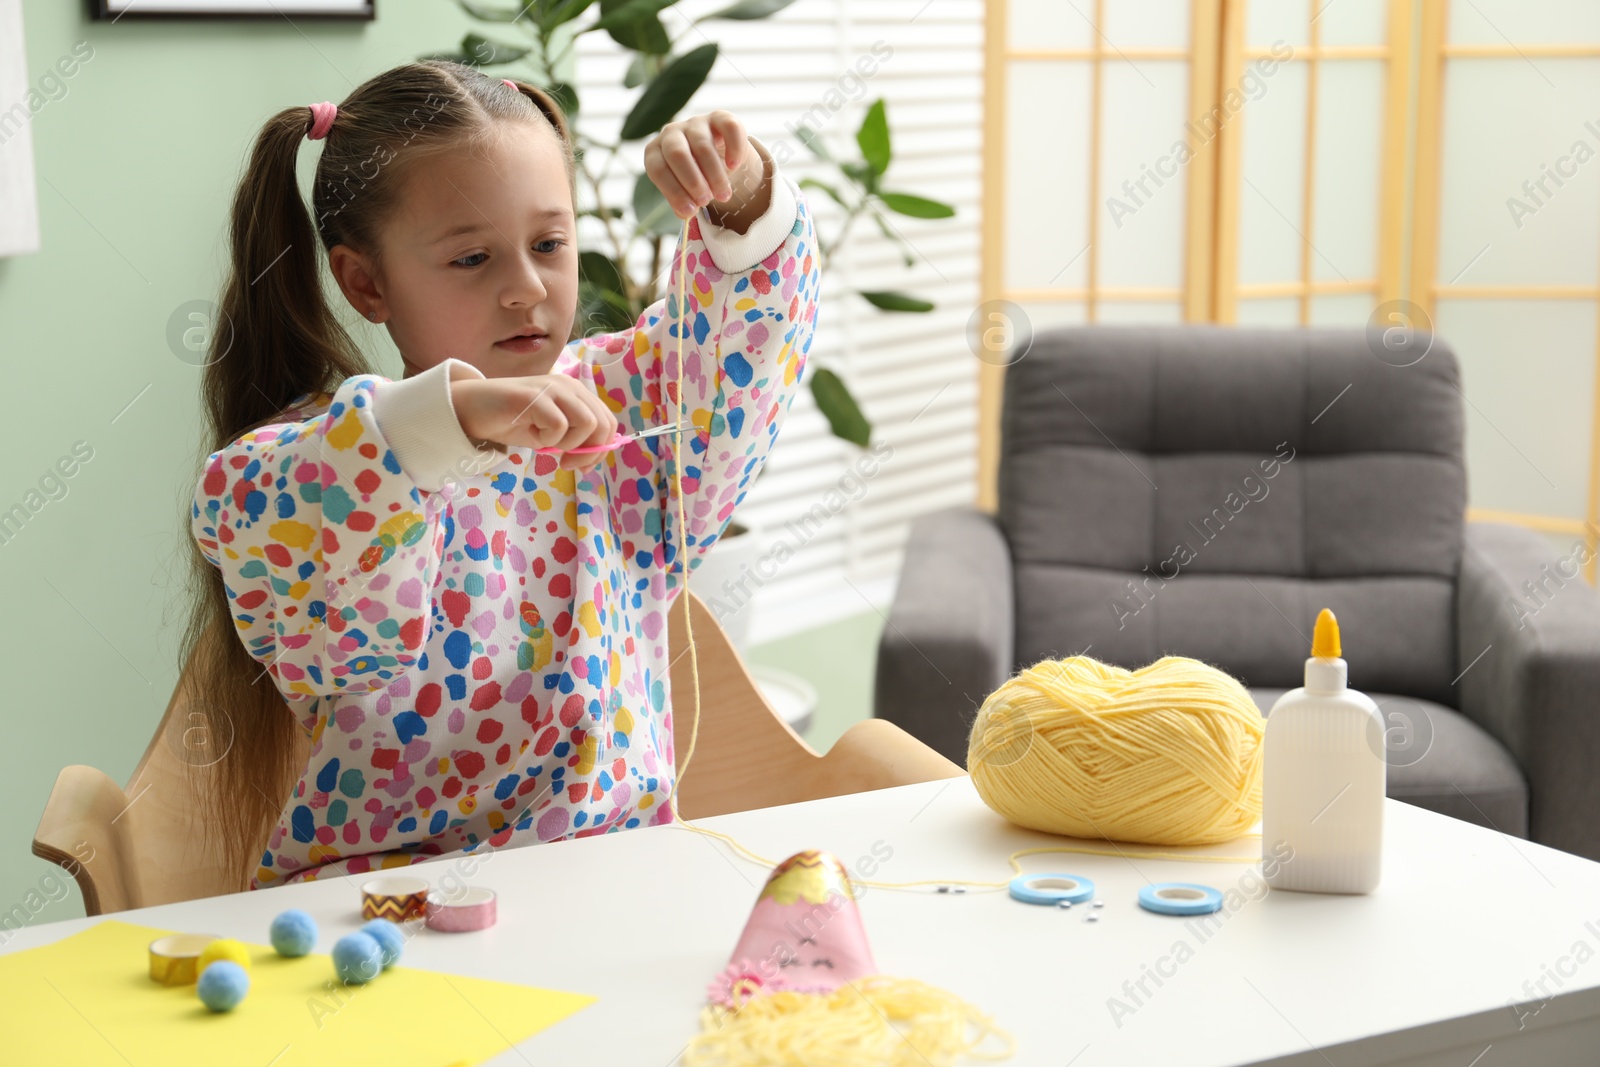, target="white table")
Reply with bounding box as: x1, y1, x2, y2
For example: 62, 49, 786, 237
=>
10, 776, 1600, 1066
